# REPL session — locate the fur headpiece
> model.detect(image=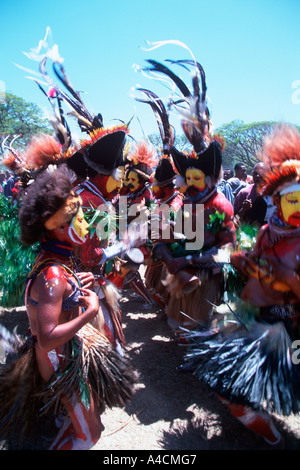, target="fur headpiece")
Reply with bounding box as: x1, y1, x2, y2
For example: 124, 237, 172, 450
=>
79, 124, 129, 177
259, 124, 300, 196
126, 141, 157, 181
